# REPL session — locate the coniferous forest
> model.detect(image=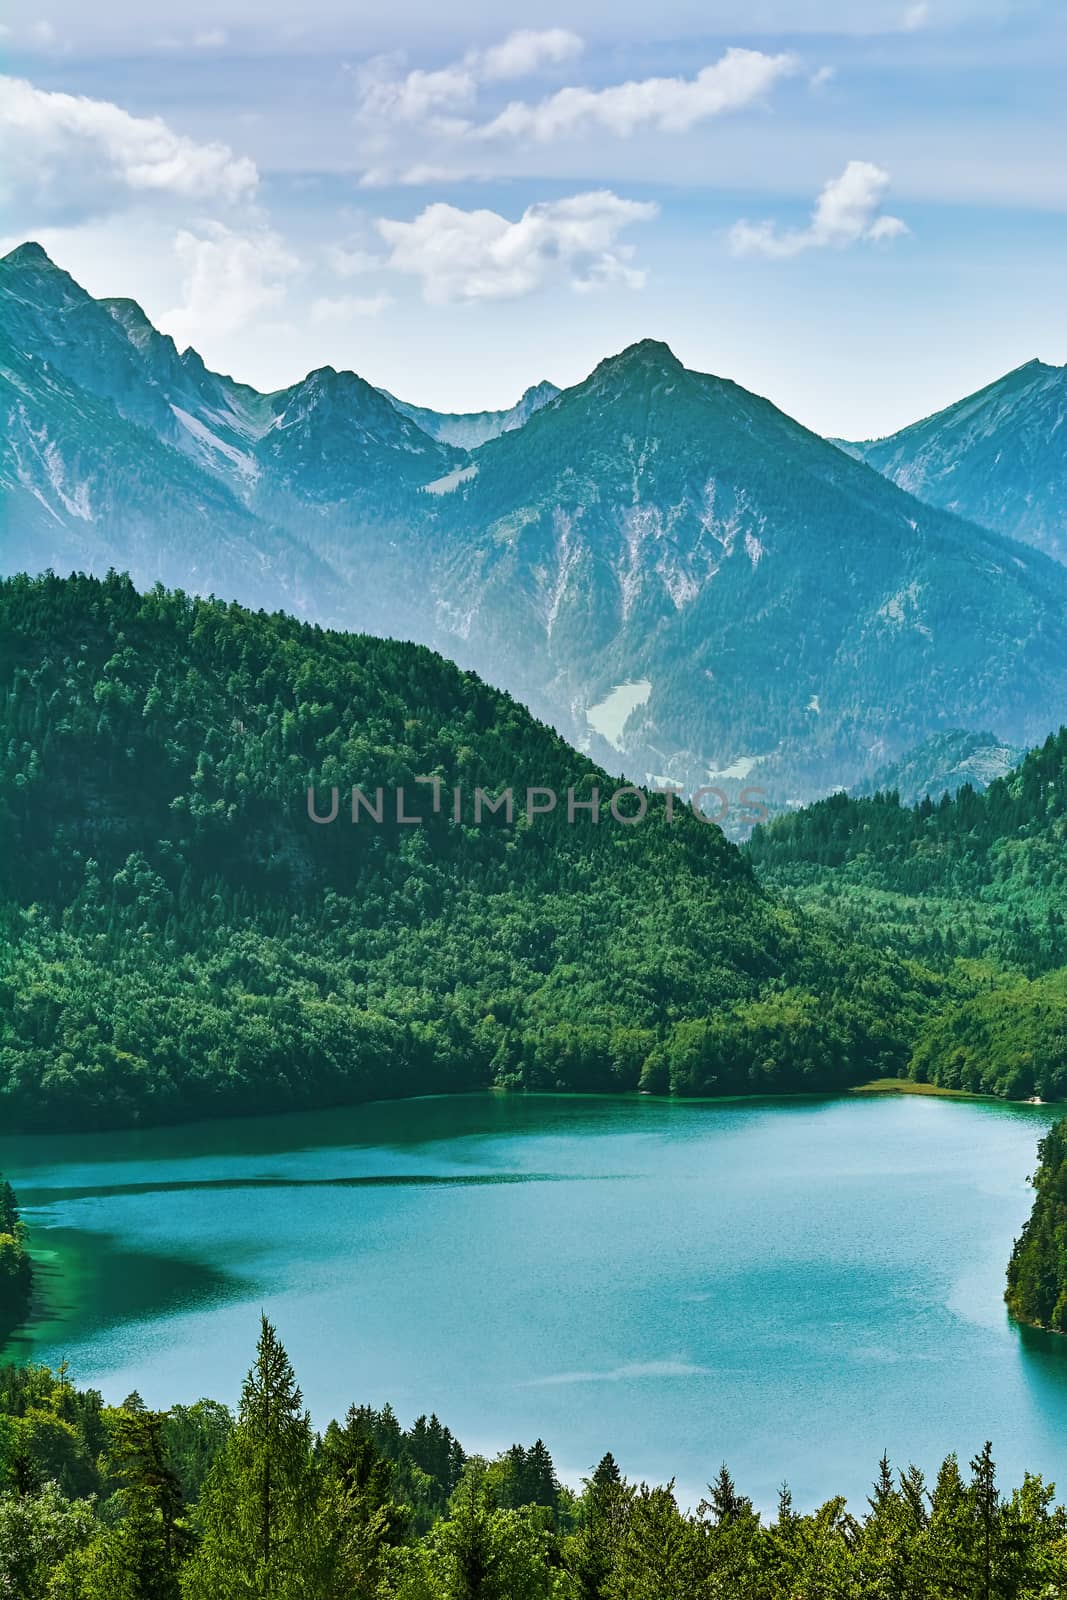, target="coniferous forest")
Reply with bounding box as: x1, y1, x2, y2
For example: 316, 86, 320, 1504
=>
747, 734, 1067, 1102
3, 1314, 1067, 1600
6, 569, 1067, 1131
1007, 1119, 1067, 1333
0, 570, 941, 1132
0, 1177, 31, 1344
